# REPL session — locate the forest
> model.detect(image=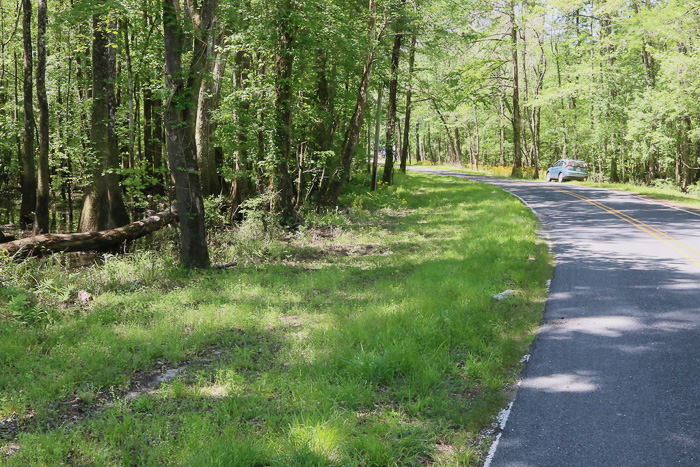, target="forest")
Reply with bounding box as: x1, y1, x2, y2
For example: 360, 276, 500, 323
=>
0, 0, 699, 265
